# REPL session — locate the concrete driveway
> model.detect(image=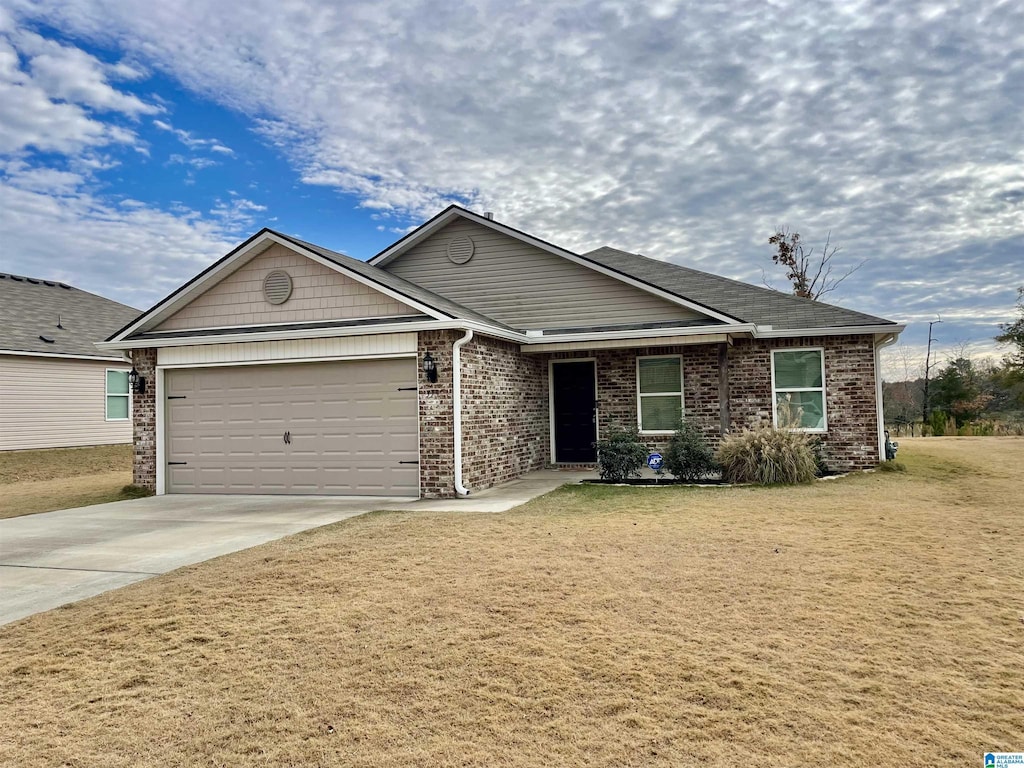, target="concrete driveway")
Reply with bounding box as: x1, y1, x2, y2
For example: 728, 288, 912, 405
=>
0, 494, 412, 627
